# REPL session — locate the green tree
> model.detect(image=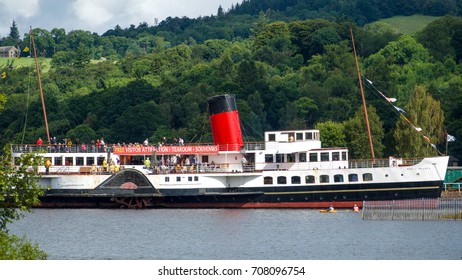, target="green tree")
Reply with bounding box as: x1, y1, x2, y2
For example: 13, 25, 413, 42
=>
315, 121, 347, 148
344, 105, 385, 159
294, 96, 318, 126
0, 146, 47, 259
253, 20, 294, 67
393, 86, 445, 157
417, 16, 462, 62
9, 20, 20, 40
361, 21, 401, 56
0, 231, 47, 260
